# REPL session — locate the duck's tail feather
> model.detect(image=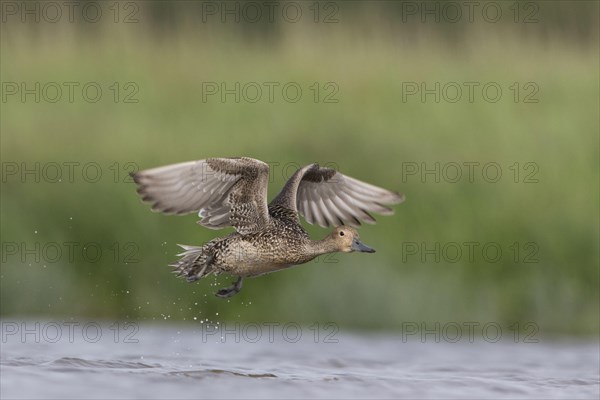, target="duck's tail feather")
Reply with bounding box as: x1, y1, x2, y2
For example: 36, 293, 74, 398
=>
169, 244, 215, 282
